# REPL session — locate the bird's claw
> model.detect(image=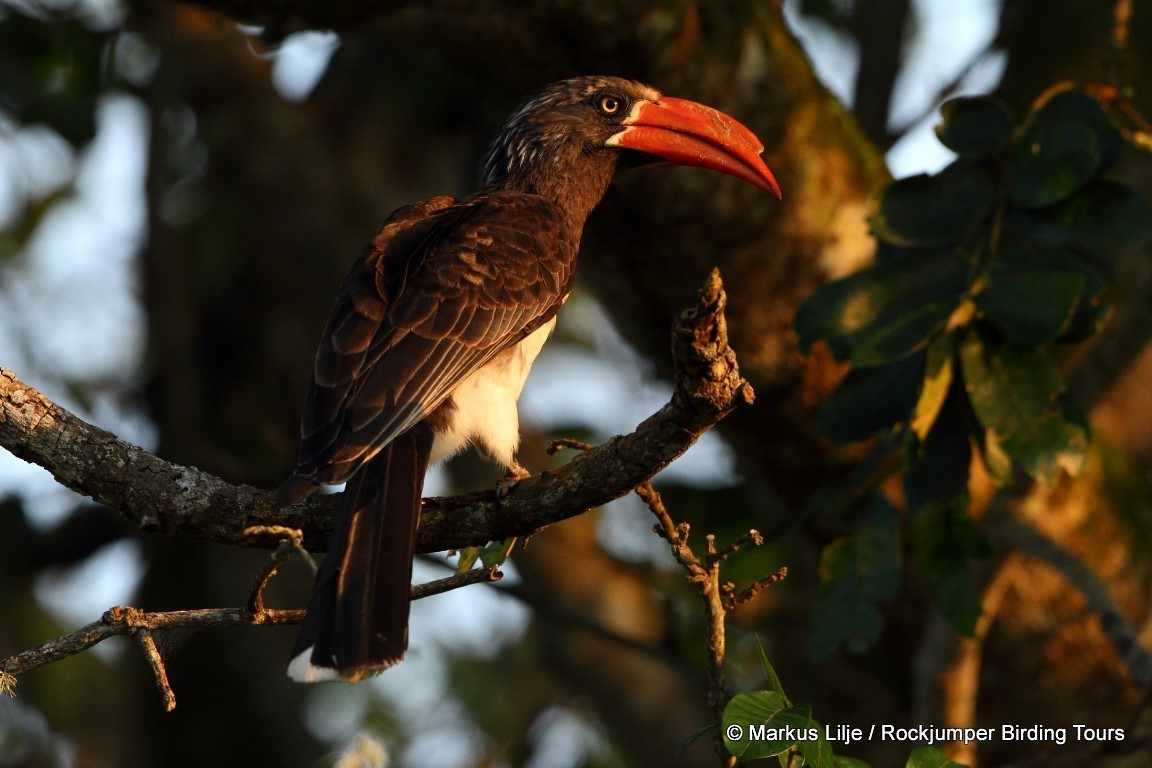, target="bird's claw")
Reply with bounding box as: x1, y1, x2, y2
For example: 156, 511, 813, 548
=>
496, 462, 532, 501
